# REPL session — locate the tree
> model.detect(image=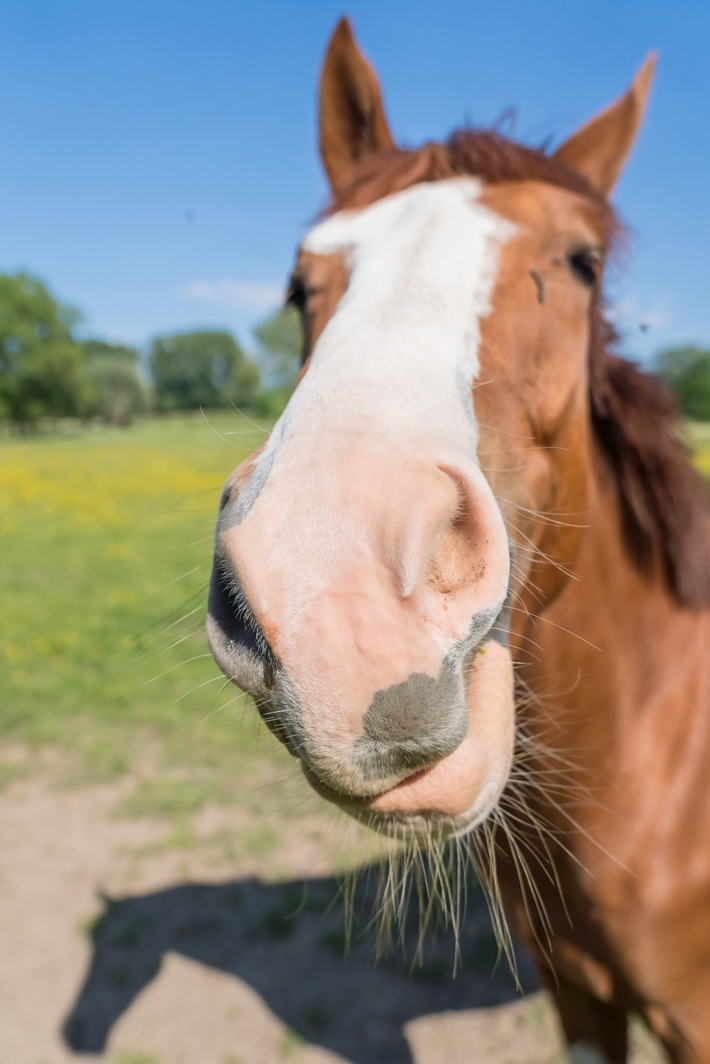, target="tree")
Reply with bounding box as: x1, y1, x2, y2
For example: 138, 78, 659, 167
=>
0, 272, 88, 428
83, 340, 147, 426
654, 345, 710, 421
253, 306, 302, 415
149, 330, 259, 412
